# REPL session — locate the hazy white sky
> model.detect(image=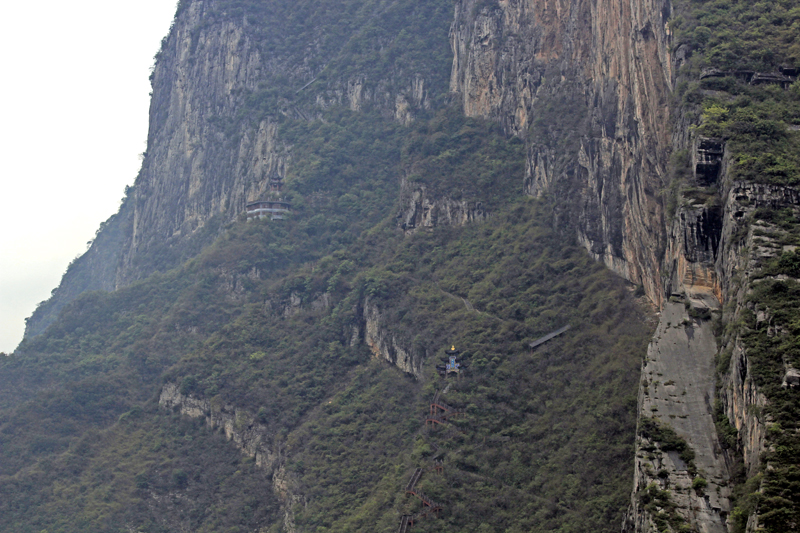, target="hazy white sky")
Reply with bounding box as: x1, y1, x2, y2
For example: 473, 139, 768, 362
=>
0, 1, 178, 352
